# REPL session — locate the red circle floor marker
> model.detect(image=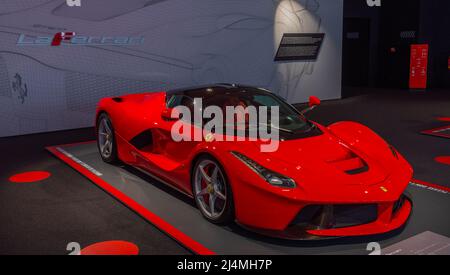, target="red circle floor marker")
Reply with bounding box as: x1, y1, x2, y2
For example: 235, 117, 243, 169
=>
80, 241, 139, 255
435, 156, 450, 166
437, 117, 450, 122
9, 171, 51, 183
